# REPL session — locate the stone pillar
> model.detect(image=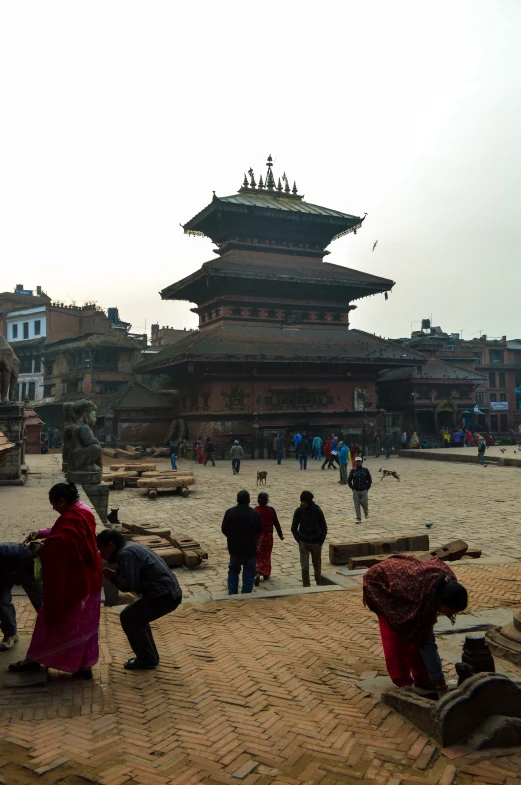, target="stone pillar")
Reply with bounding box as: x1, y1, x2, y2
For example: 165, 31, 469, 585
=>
82, 483, 110, 524
0, 403, 25, 486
